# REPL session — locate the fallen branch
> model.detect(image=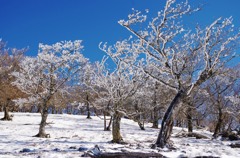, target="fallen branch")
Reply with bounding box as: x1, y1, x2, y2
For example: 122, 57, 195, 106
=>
85, 151, 166, 158
175, 132, 210, 139
83, 145, 165, 158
